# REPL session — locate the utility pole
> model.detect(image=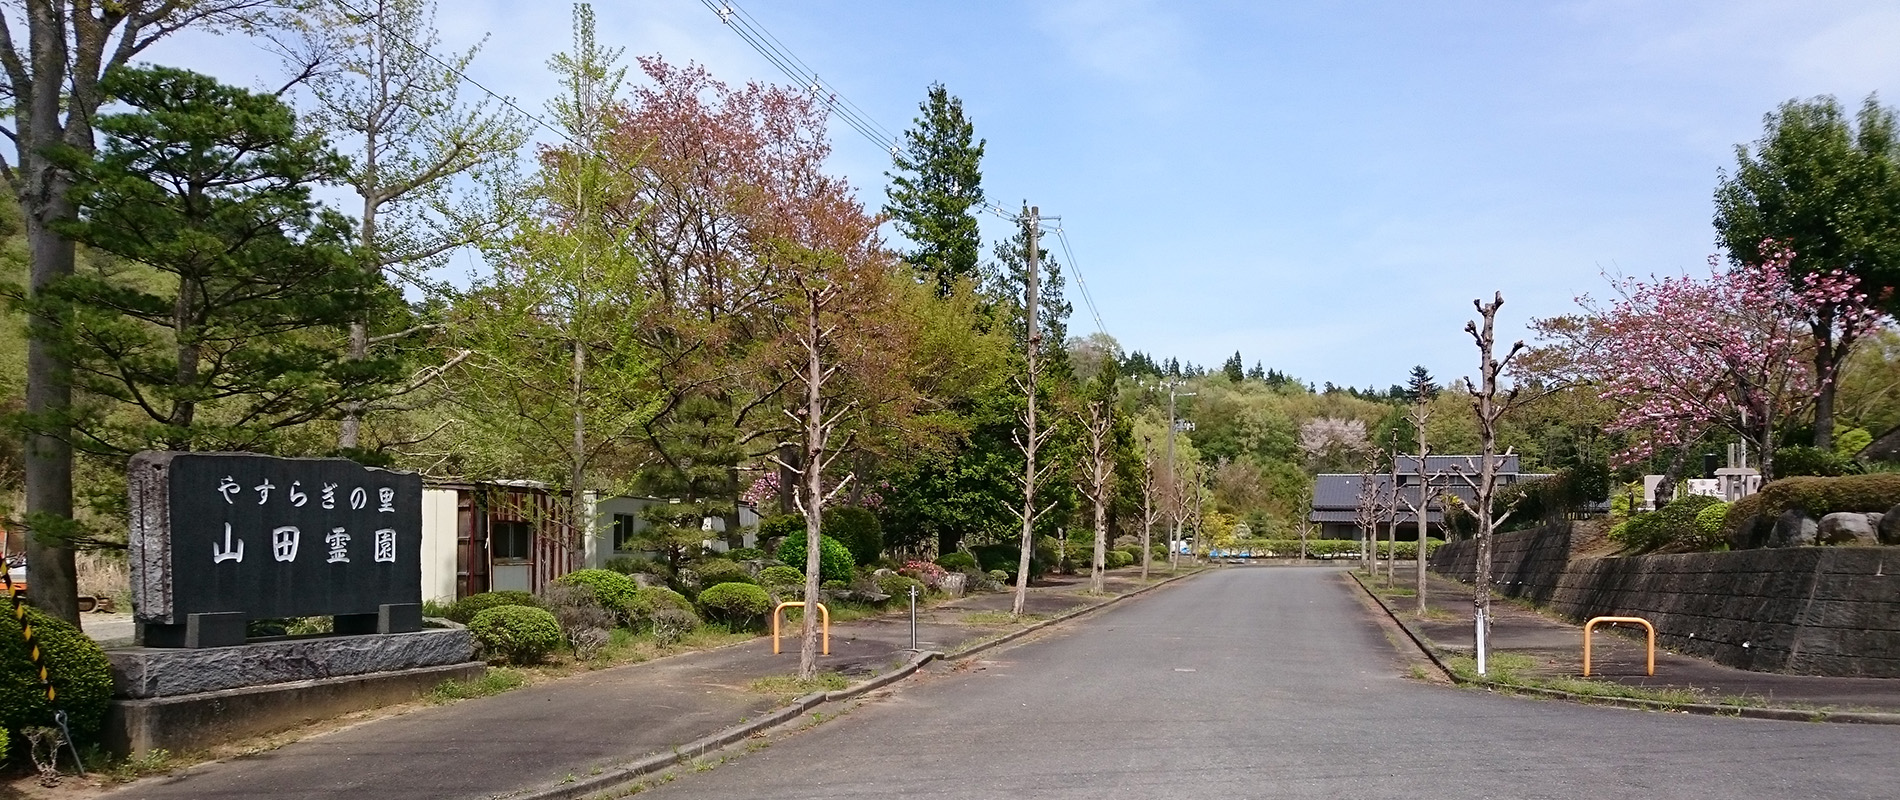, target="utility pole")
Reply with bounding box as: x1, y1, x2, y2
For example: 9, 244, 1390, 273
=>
1010, 206, 1049, 618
